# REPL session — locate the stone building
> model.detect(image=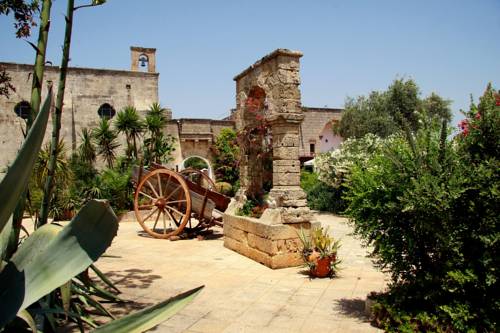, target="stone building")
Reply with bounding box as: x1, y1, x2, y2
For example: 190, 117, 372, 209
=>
0, 46, 160, 169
